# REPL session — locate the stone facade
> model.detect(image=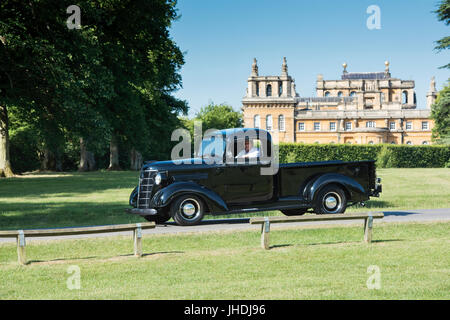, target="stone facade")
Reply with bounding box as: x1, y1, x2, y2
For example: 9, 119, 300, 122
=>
242, 59, 436, 145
